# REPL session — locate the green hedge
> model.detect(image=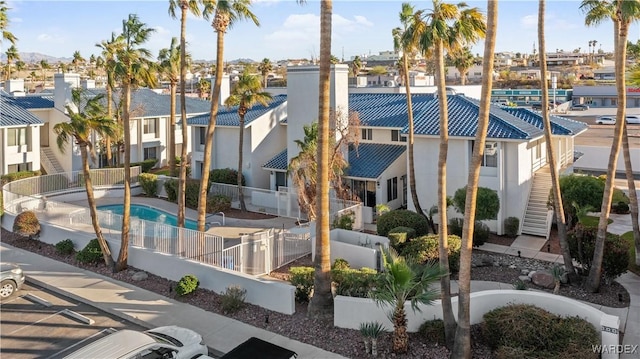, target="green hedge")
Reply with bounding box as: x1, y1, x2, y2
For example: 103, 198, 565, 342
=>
210, 168, 245, 186
377, 210, 428, 237
504, 217, 520, 238
388, 226, 417, 249
176, 274, 199, 296
452, 186, 500, 221
1, 170, 40, 185
331, 266, 379, 298
448, 218, 490, 247
164, 178, 209, 210
76, 239, 103, 264
289, 266, 315, 302
206, 195, 231, 213
400, 234, 462, 273
139, 173, 158, 196
55, 239, 75, 255
567, 225, 629, 280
